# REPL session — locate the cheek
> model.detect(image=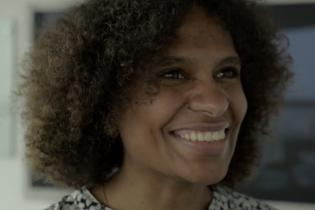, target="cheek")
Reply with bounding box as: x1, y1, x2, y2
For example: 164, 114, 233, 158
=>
231, 88, 248, 124
119, 86, 185, 143
224, 83, 247, 124
152, 88, 185, 112
118, 88, 186, 168
118, 110, 156, 163
134, 85, 187, 125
